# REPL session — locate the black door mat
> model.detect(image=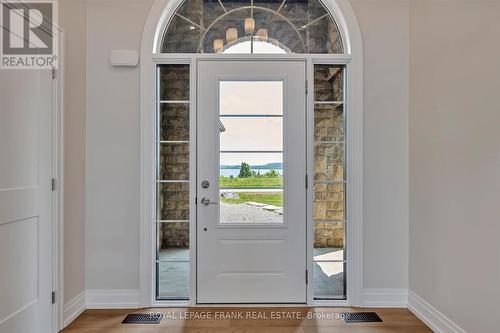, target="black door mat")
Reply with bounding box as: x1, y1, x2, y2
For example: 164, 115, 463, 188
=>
343, 312, 382, 323
122, 314, 161, 324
